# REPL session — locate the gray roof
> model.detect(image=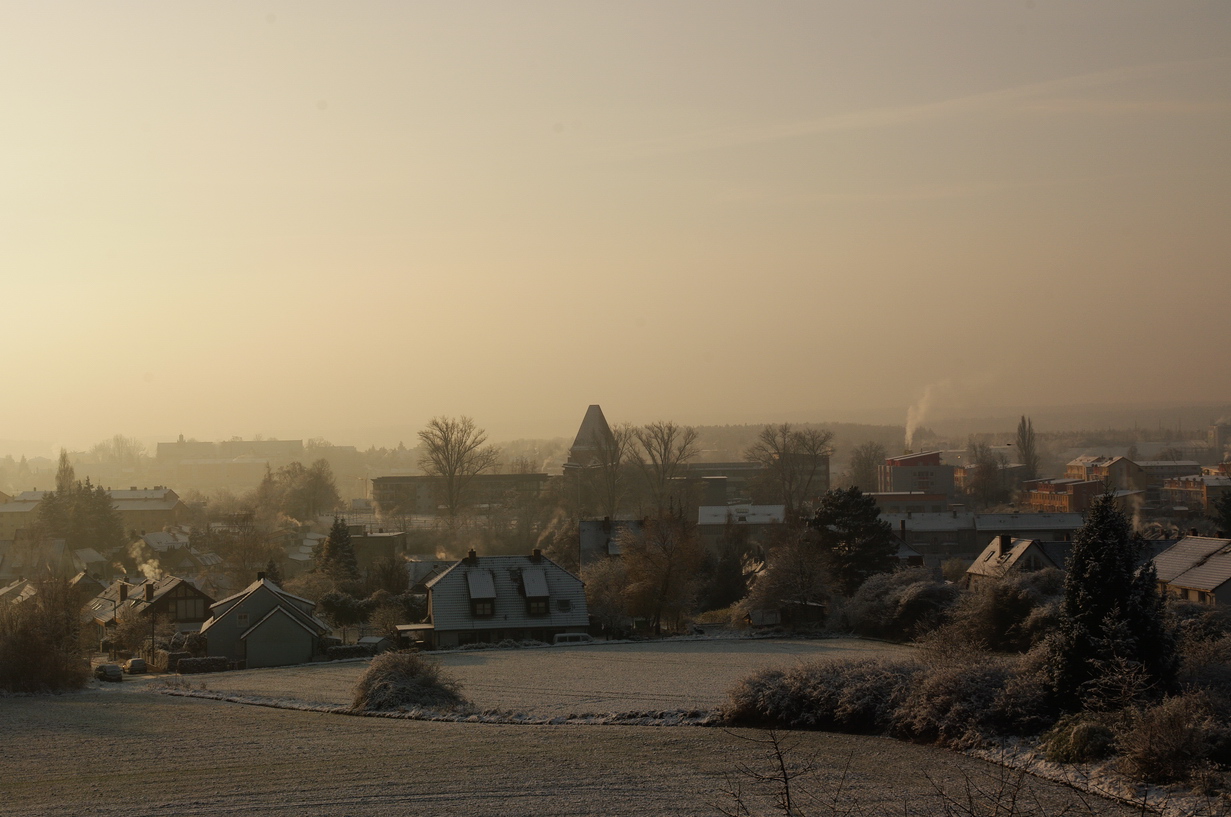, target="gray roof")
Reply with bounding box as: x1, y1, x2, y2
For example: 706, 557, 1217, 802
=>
428, 554, 588, 632
880, 512, 975, 532
1153, 536, 1231, 584
1169, 549, 1231, 593
975, 513, 1084, 532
